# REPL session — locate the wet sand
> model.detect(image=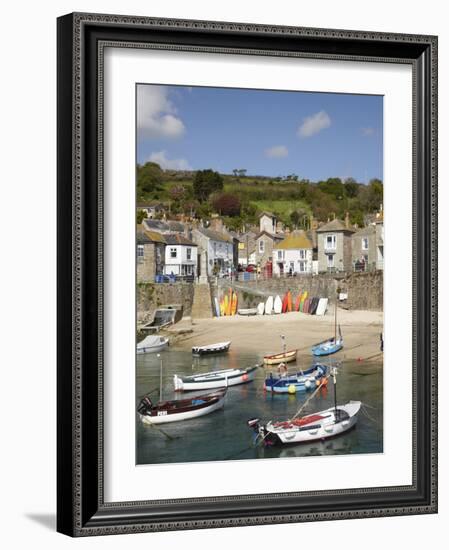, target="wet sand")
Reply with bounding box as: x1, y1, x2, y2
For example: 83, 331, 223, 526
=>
166, 309, 383, 363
